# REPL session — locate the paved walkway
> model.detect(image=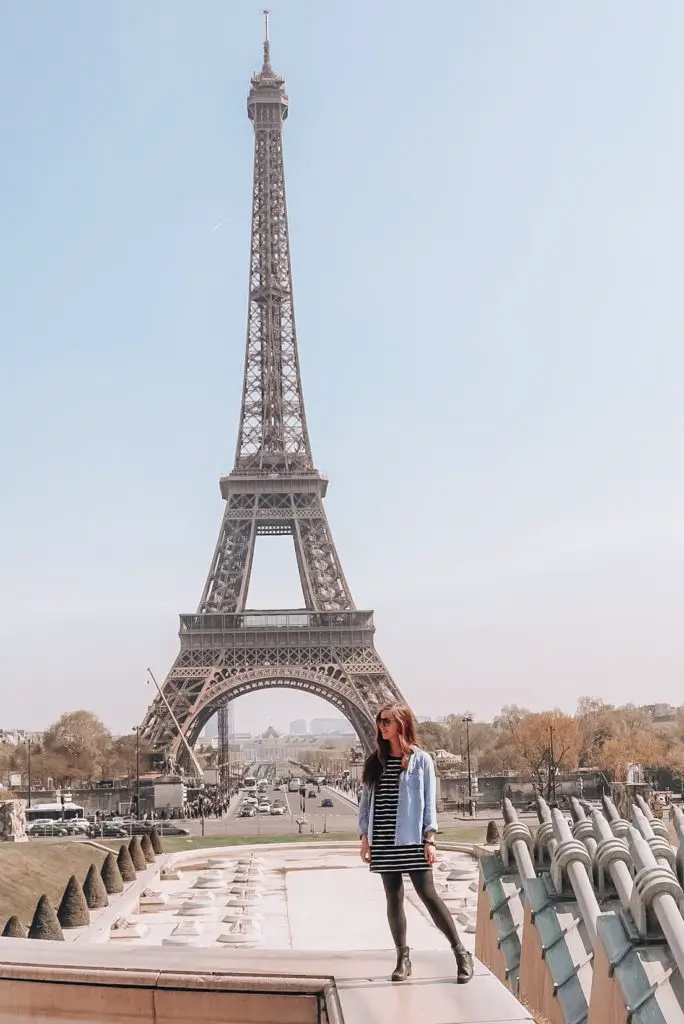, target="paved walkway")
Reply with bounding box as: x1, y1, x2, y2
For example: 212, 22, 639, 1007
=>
329, 952, 534, 1024
0, 842, 531, 1023
287, 857, 476, 954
